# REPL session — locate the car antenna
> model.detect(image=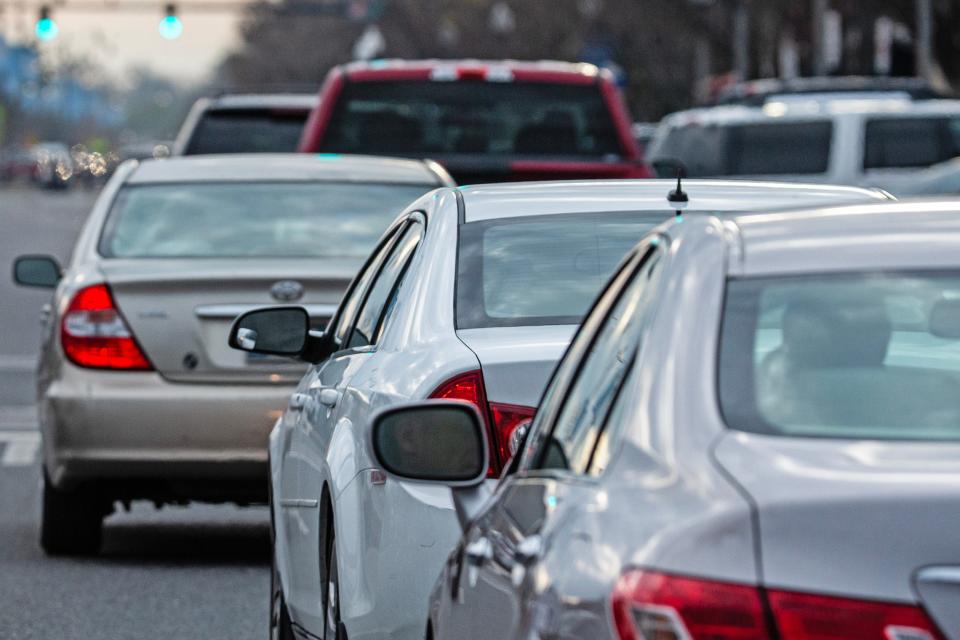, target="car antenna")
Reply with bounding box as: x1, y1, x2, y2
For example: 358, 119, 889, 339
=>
667, 168, 688, 207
